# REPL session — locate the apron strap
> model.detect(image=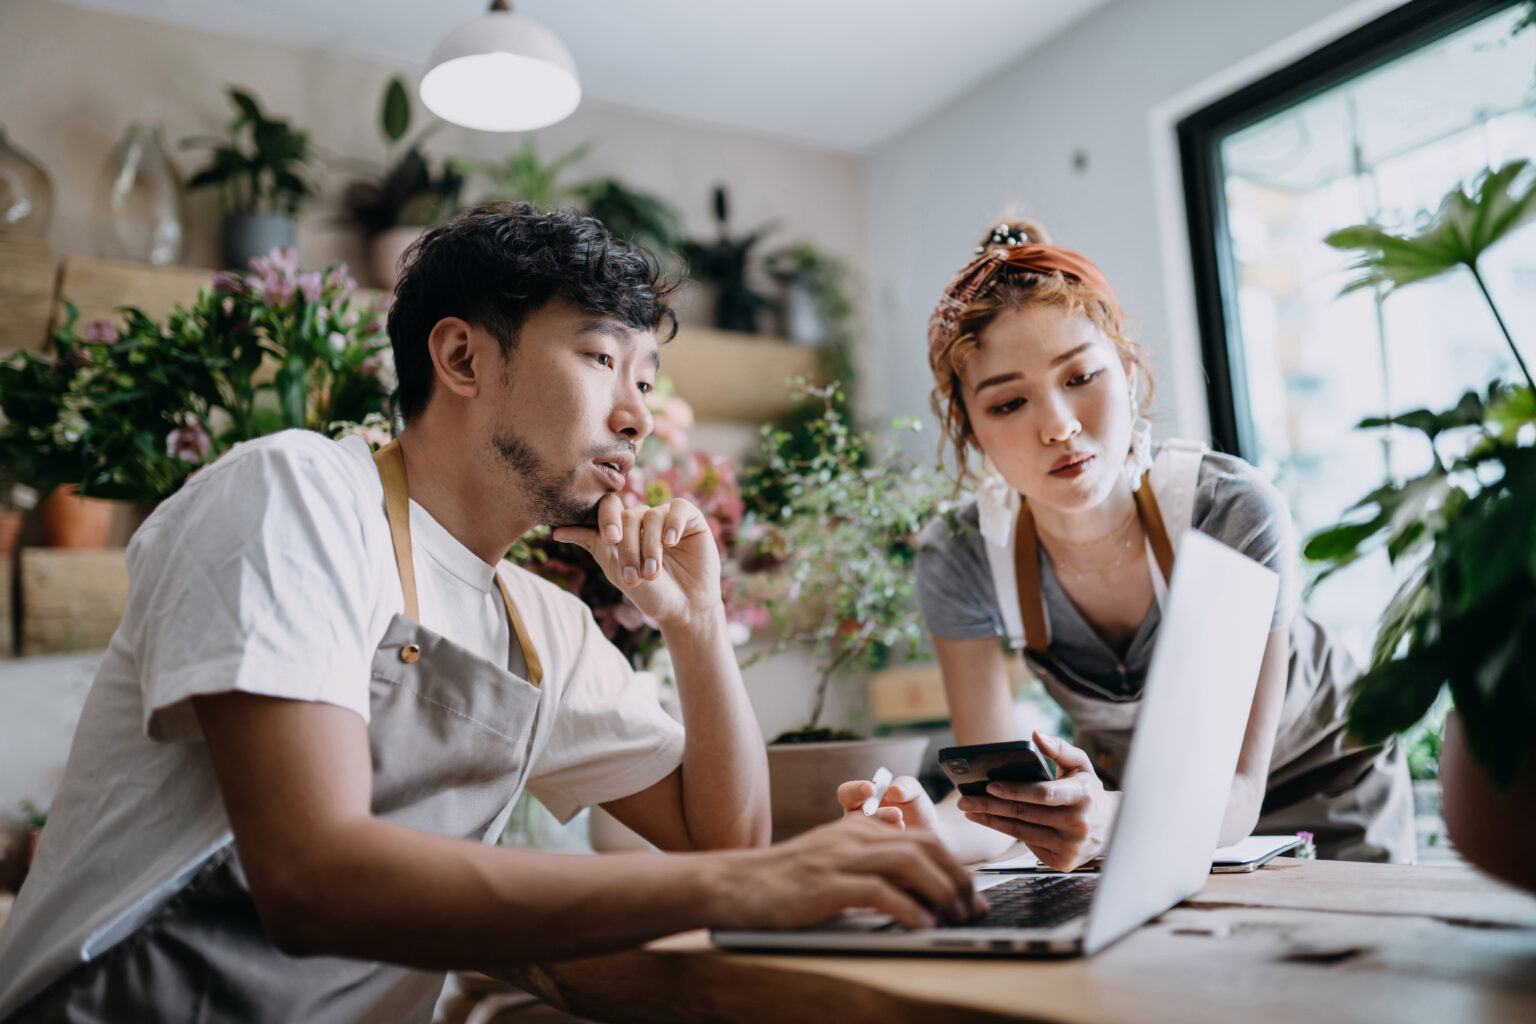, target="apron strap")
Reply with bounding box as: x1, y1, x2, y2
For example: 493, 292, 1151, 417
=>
373, 440, 543, 688
1013, 502, 1051, 657
373, 441, 420, 623
1014, 471, 1176, 656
